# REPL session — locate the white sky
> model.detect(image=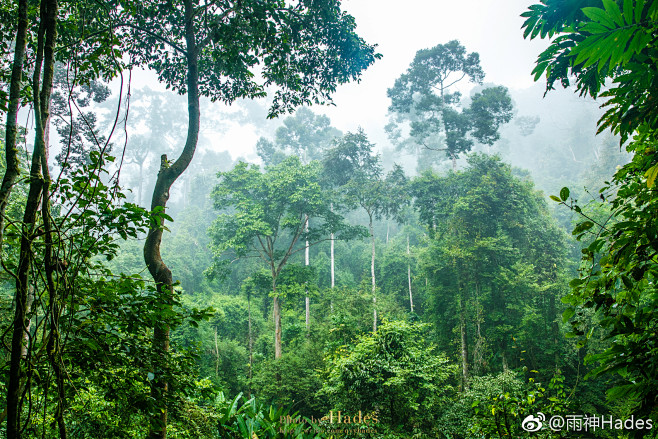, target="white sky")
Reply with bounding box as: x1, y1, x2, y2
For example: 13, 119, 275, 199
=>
307, 0, 550, 151
124, 0, 553, 162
